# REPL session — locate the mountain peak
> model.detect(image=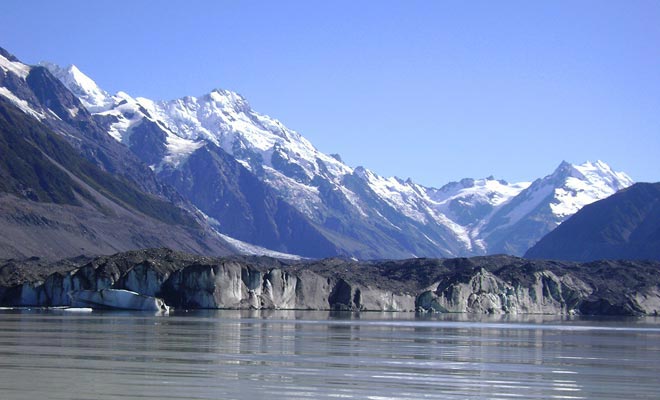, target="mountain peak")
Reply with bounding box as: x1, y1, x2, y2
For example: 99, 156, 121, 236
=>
551, 160, 577, 178
209, 88, 245, 100
548, 160, 625, 184
40, 62, 113, 112
204, 89, 251, 113
542, 160, 634, 219
545, 160, 631, 191
551, 160, 629, 179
